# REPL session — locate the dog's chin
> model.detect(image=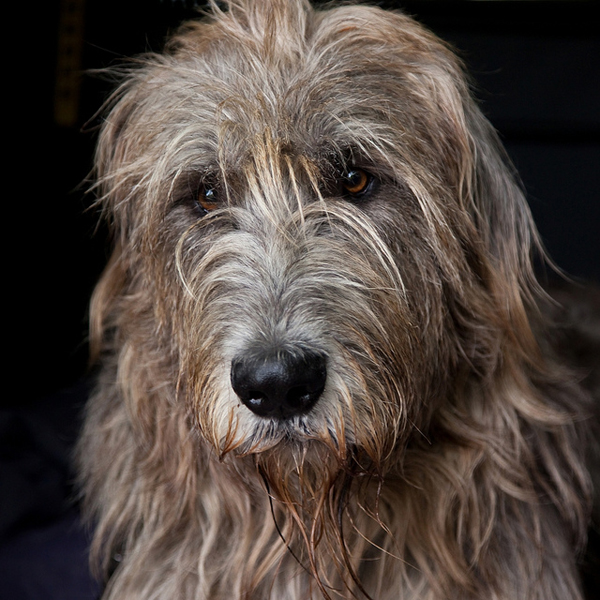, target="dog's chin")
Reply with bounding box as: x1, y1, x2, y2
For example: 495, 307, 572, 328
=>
226, 417, 380, 513
246, 436, 352, 506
